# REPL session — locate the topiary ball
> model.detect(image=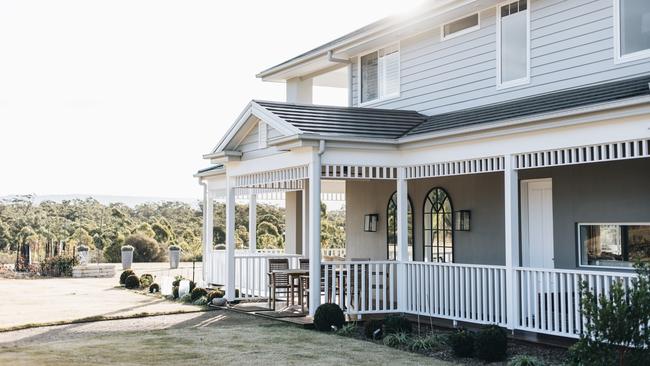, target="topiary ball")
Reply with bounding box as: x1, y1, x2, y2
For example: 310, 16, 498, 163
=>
191, 287, 208, 302
140, 274, 154, 287
475, 325, 507, 362
120, 269, 135, 285
207, 289, 225, 302
124, 274, 140, 289
364, 319, 384, 339
172, 286, 179, 299
447, 328, 475, 358
313, 303, 345, 332
149, 283, 160, 293
384, 314, 412, 334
